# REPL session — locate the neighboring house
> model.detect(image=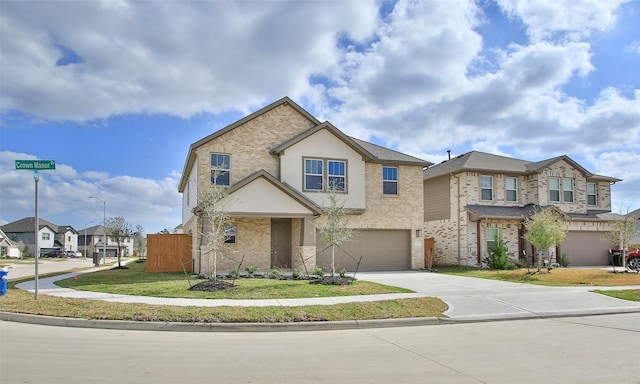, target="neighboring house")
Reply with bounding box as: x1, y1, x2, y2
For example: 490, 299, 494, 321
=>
179, 97, 430, 275
0, 217, 79, 256
0, 228, 21, 258
78, 225, 135, 258
628, 208, 640, 246
423, 151, 622, 266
